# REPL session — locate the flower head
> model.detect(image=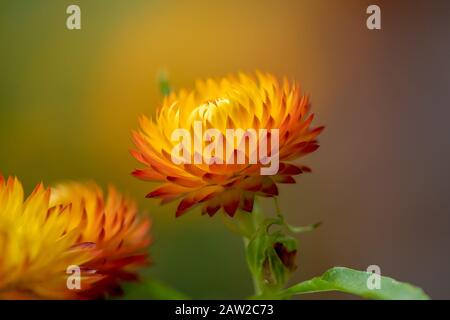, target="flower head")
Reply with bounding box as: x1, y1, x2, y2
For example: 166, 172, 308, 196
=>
50, 182, 151, 298
0, 176, 151, 299
132, 72, 323, 217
